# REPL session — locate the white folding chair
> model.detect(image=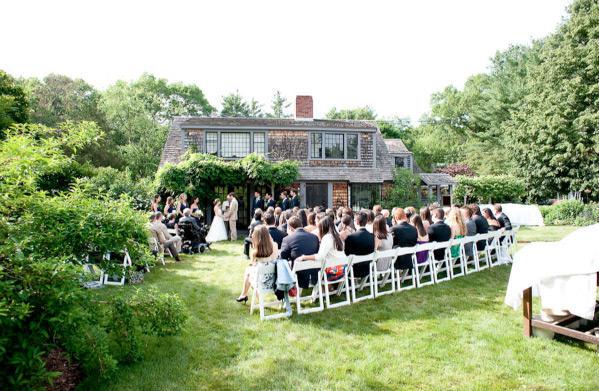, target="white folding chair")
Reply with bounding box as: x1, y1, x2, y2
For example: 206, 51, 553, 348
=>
410, 243, 436, 287
500, 226, 518, 263
348, 253, 376, 303
394, 246, 417, 291
487, 230, 504, 267
322, 256, 351, 309
250, 262, 292, 321
151, 237, 166, 266
429, 241, 452, 284
373, 249, 396, 297
448, 237, 466, 279
460, 235, 479, 274
474, 233, 490, 271
103, 249, 132, 286
292, 260, 324, 314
